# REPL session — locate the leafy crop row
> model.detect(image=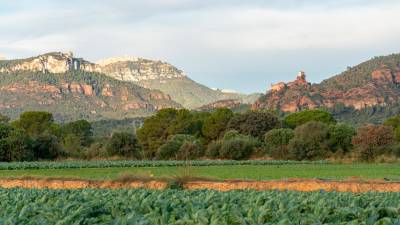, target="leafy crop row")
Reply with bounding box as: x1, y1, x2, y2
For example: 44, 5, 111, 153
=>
0, 188, 399, 224
0, 160, 328, 170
